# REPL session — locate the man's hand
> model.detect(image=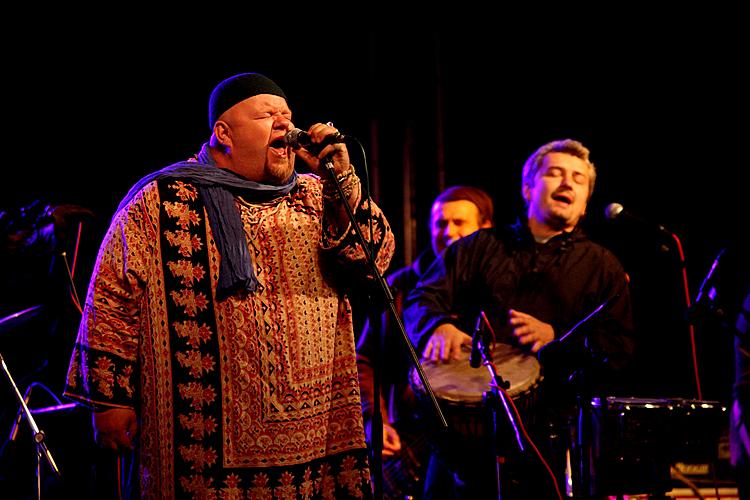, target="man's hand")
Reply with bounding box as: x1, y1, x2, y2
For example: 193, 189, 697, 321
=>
509, 309, 554, 353
92, 408, 138, 452
291, 122, 350, 177
422, 323, 471, 362
382, 423, 402, 458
